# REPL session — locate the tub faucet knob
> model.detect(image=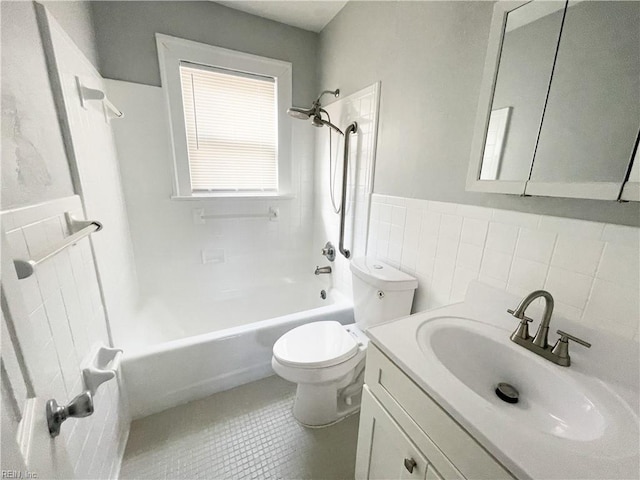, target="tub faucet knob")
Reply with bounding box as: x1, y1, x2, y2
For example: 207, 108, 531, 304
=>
321, 241, 336, 262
